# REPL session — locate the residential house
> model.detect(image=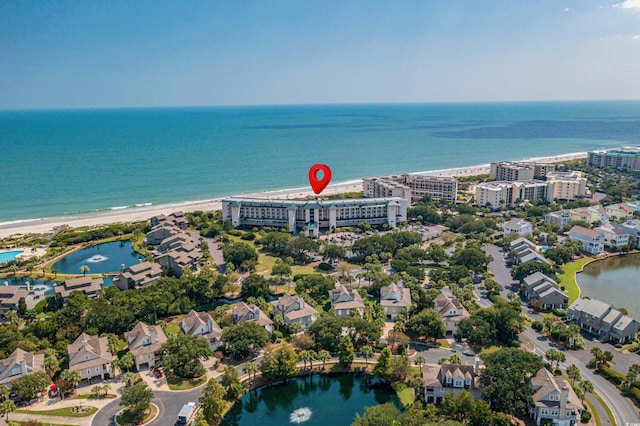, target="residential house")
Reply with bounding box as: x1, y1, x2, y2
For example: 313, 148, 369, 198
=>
113, 261, 163, 291
520, 272, 568, 310
528, 368, 583, 426
271, 294, 318, 330
622, 219, 640, 239
503, 218, 533, 236
595, 222, 630, 249
604, 203, 634, 221
544, 210, 573, 228
510, 237, 549, 265
180, 310, 223, 350
434, 292, 470, 336
67, 333, 114, 382
569, 206, 607, 225
568, 226, 604, 255
0, 282, 42, 318
54, 276, 103, 301
153, 233, 203, 277
422, 358, 482, 404
230, 303, 273, 334
124, 322, 167, 371
149, 212, 188, 230
0, 348, 45, 390
567, 298, 638, 343
329, 284, 364, 318
379, 283, 412, 320
144, 223, 180, 246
